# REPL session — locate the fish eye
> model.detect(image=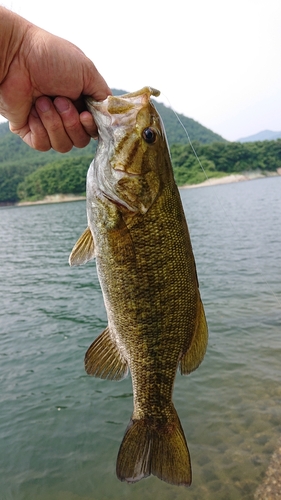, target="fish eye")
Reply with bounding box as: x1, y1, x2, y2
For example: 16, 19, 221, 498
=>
142, 127, 157, 144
